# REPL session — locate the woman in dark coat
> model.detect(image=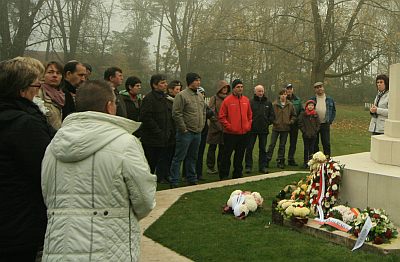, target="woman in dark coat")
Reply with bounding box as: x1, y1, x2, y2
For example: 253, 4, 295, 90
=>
0, 57, 54, 261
